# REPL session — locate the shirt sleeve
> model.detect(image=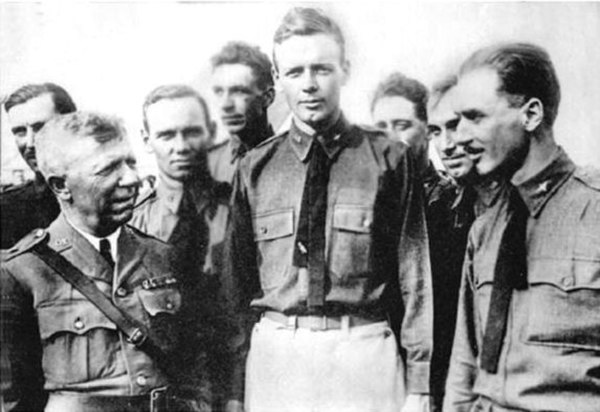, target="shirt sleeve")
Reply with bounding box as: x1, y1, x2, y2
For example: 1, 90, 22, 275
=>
395, 147, 434, 394
1, 265, 47, 412
443, 238, 480, 411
